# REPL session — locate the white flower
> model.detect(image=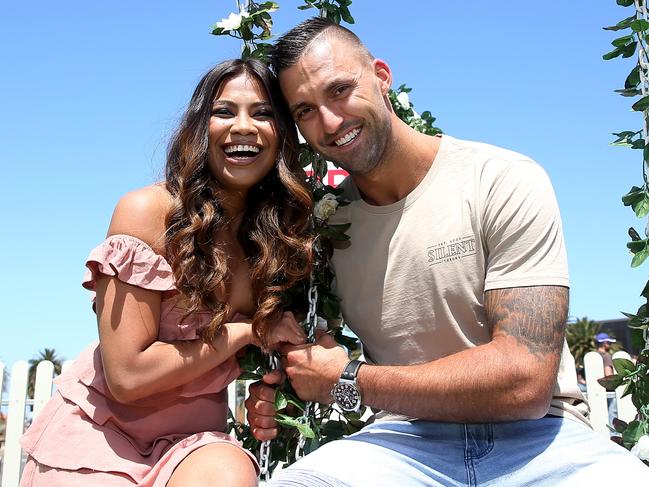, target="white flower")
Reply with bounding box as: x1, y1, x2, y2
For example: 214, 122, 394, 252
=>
396, 91, 410, 110
216, 10, 249, 31
631, 434, 649, 460
411, 109, 420, 119
314, 193, 339, 220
